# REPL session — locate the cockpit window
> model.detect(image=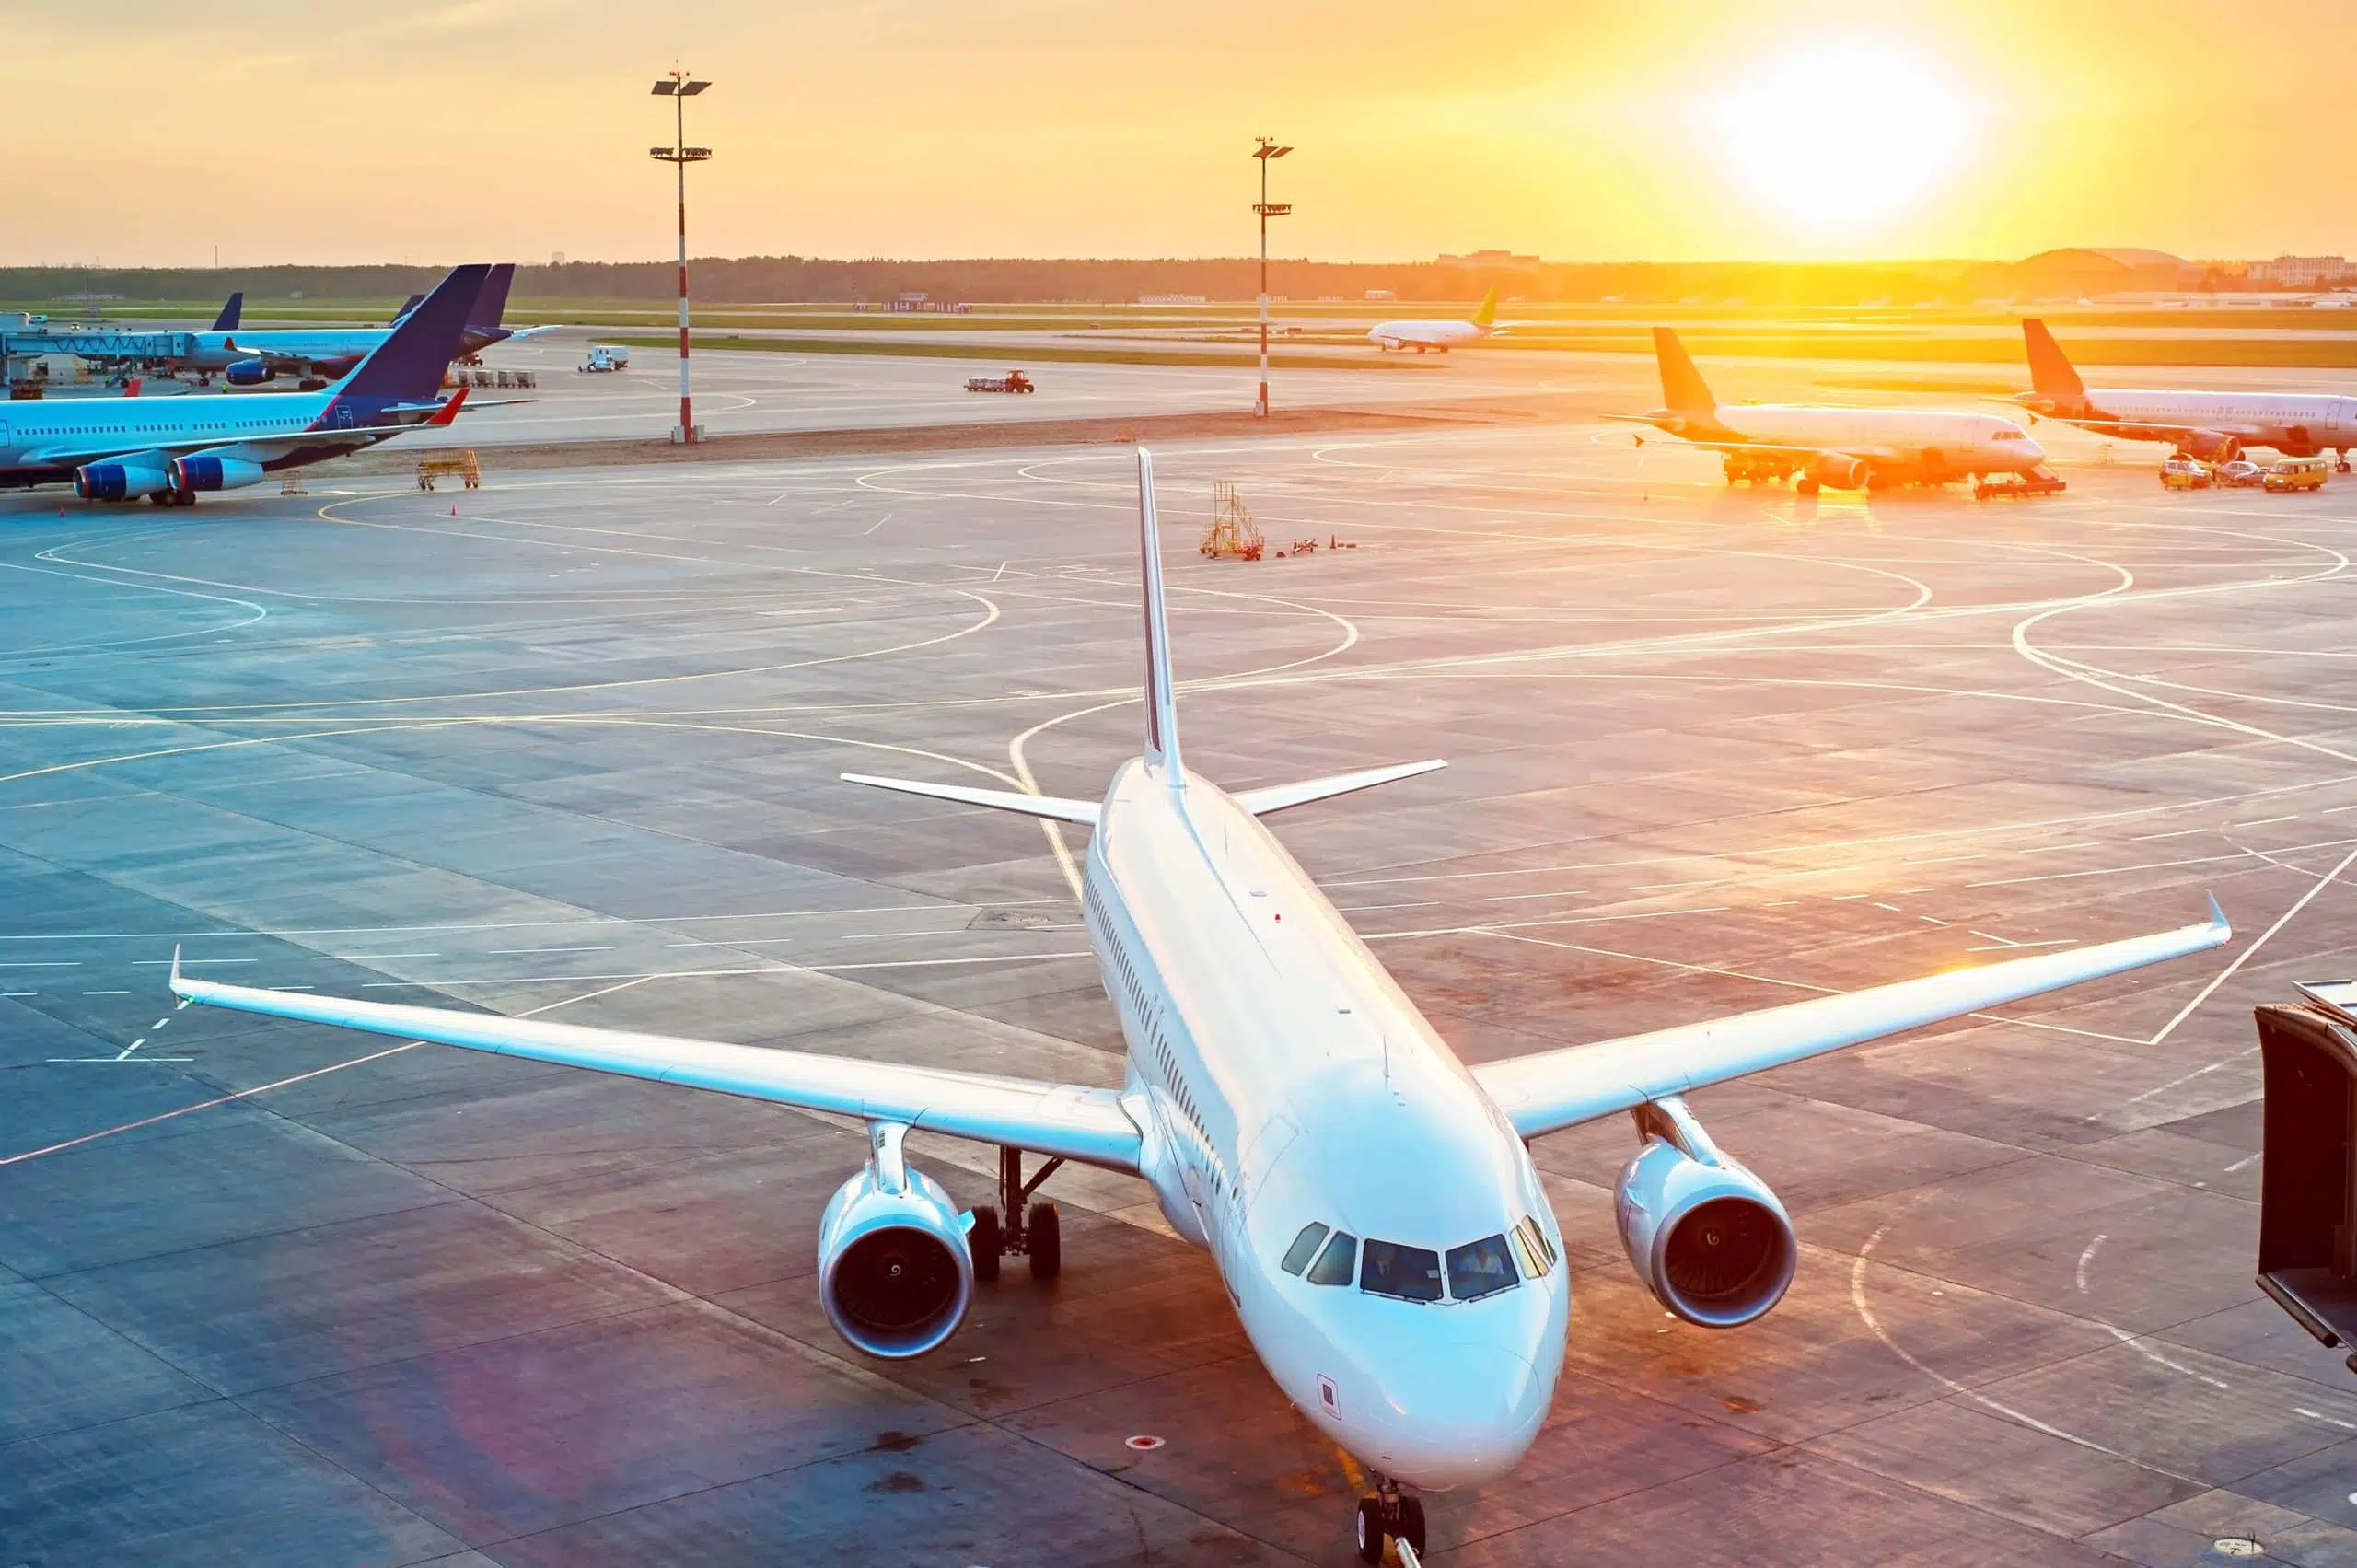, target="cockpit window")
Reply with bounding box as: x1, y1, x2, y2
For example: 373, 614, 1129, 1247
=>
1514, 1215, 1556, 1276
1360, 1239, 1444, 1302
1282, 1222, 1330, 1276
1306, 1230, 1358, 1286
1446, 1235, 1520, 1300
